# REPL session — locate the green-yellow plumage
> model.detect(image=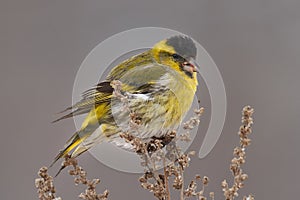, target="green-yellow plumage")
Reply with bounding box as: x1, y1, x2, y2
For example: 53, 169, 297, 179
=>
51, 35, 199, 173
